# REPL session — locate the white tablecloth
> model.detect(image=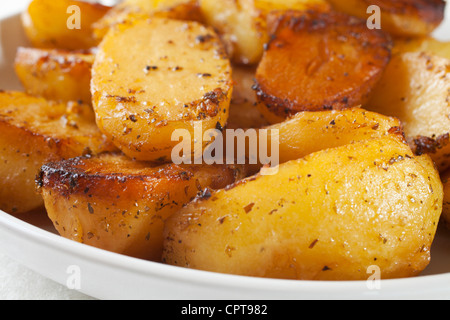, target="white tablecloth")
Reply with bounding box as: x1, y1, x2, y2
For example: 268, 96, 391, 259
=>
0, 252, 94, 300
